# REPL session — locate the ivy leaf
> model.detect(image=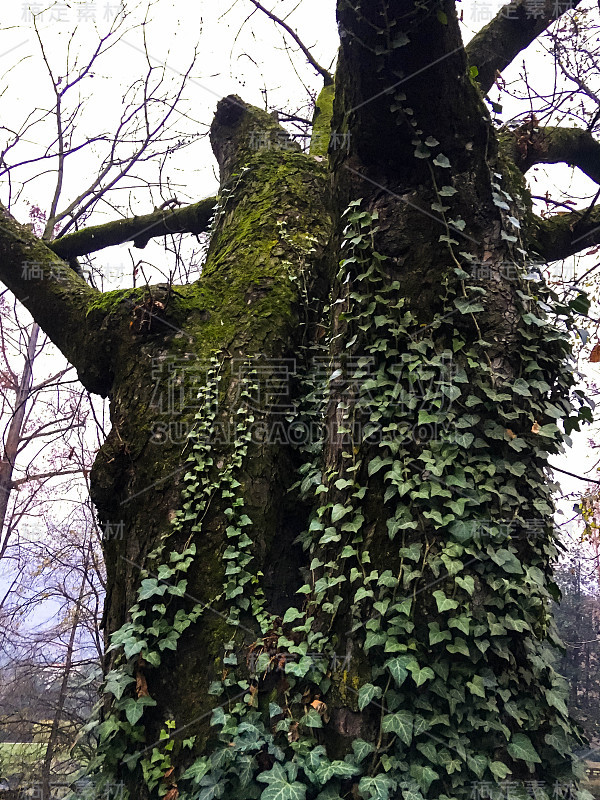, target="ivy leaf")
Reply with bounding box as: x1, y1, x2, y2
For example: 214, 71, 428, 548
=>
428, 622, 452, 646
466, 675, 486, 698
122, 696, 156, 726
305, 746, 327, 772
385, 656, 410, 686
157, 564, 176, 580
382, 710, 413, 744
144, 649, 164, 671
364, 631, 387, 651
409, 763, 439, 793
358, 683, 383, 710
433, 154, 451, 168
492, 192, 510, 210
315, 761, 361, 783
455, 575, 475, 595
301, 709, 324, 728
238, 755, 256, 788
211, 706, 226, 727
441, 385, 460, 402
354, 586, 374, 603
315, 789, 344, 800
368, 456, 391, 476
334, 478, 353, 490
257, 764, 288, 785
138, 578, 167, 601
392, 31, 410, 47
352, 739, 376, 764
545, 689, 569, 717
282, 608, 304, 624
446, 638, 470, 656
358, 775, 397, 800
104, 670, 135, 700
490, 548, 523, 574
489, 761, 512, 780
123, 638, 146, 660
433, 590, 459, 612
454, 297, 484, 314
512, 378, 531, 396
448, 614, 470, 635
331, 504, 350, 522
181, 757, 211, 783
467, 753, 488, 779
409, 665, 434, 687
260, 781, 307, 800
507, 733, 542, 764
